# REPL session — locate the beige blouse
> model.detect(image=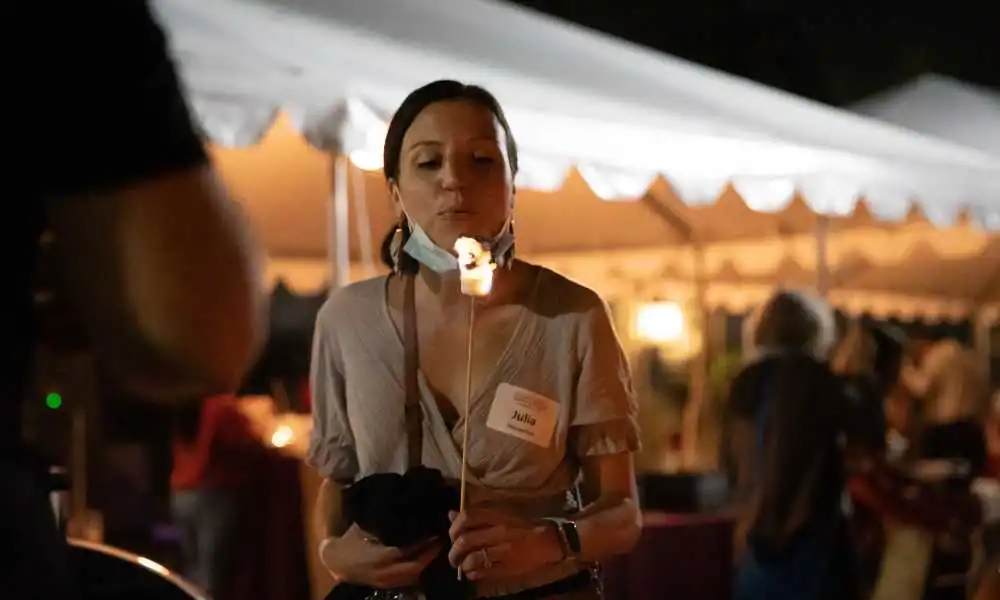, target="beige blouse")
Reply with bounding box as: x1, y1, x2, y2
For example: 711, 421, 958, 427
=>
306, 265, 639, 598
